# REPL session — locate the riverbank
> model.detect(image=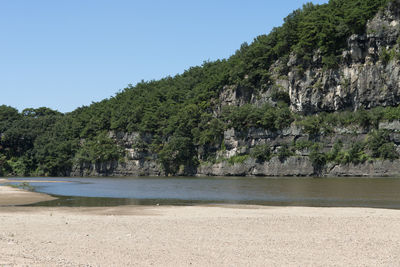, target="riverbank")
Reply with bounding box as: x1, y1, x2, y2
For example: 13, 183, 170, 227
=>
0, 184, 399, 266
0, 179, 56, 206
1, 206, 400, 266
